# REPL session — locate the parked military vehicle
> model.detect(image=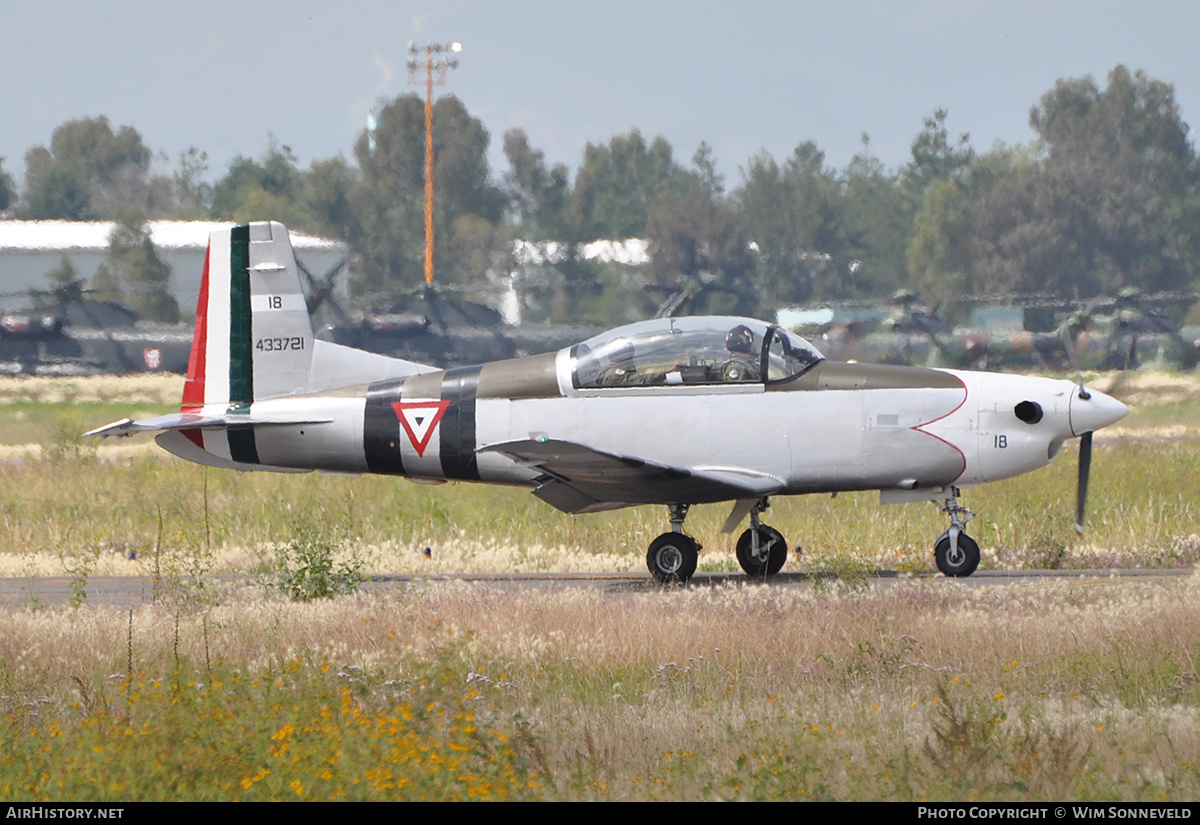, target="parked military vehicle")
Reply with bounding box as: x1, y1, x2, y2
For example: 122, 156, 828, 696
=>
306, 263, 601, 369
785, 290, 1200, 373
0, 284, 191, 376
